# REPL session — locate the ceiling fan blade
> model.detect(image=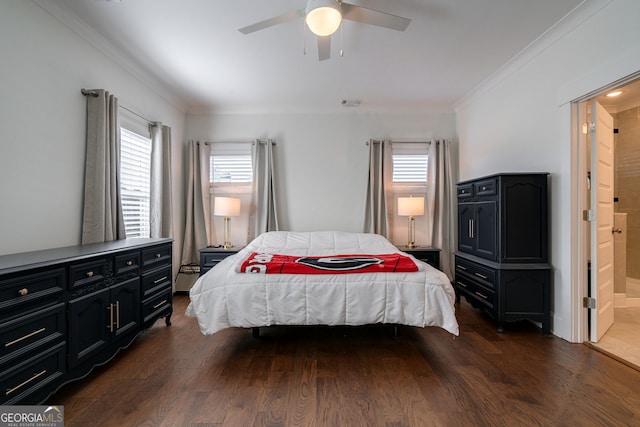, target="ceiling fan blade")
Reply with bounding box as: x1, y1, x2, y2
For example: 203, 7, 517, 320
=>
341, 3, 411, 31
239, 9, 305, 34
317, 36, 331, 61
